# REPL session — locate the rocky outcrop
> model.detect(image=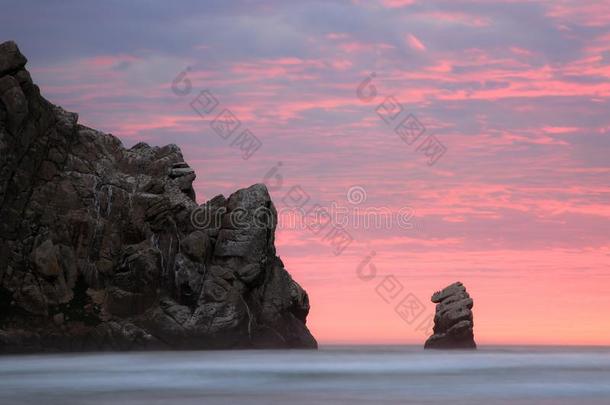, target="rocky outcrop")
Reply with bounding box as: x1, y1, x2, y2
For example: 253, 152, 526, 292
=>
424, 282, 476, 349
0, 41, 317, 353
